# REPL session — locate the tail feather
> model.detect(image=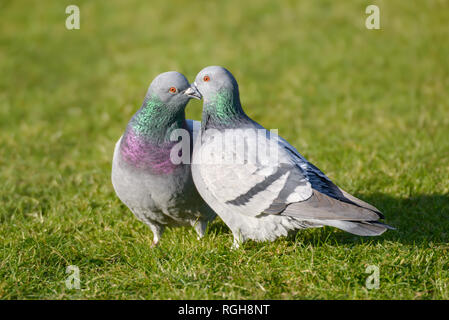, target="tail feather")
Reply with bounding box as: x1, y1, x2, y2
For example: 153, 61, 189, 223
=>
317, 220, 395, 236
